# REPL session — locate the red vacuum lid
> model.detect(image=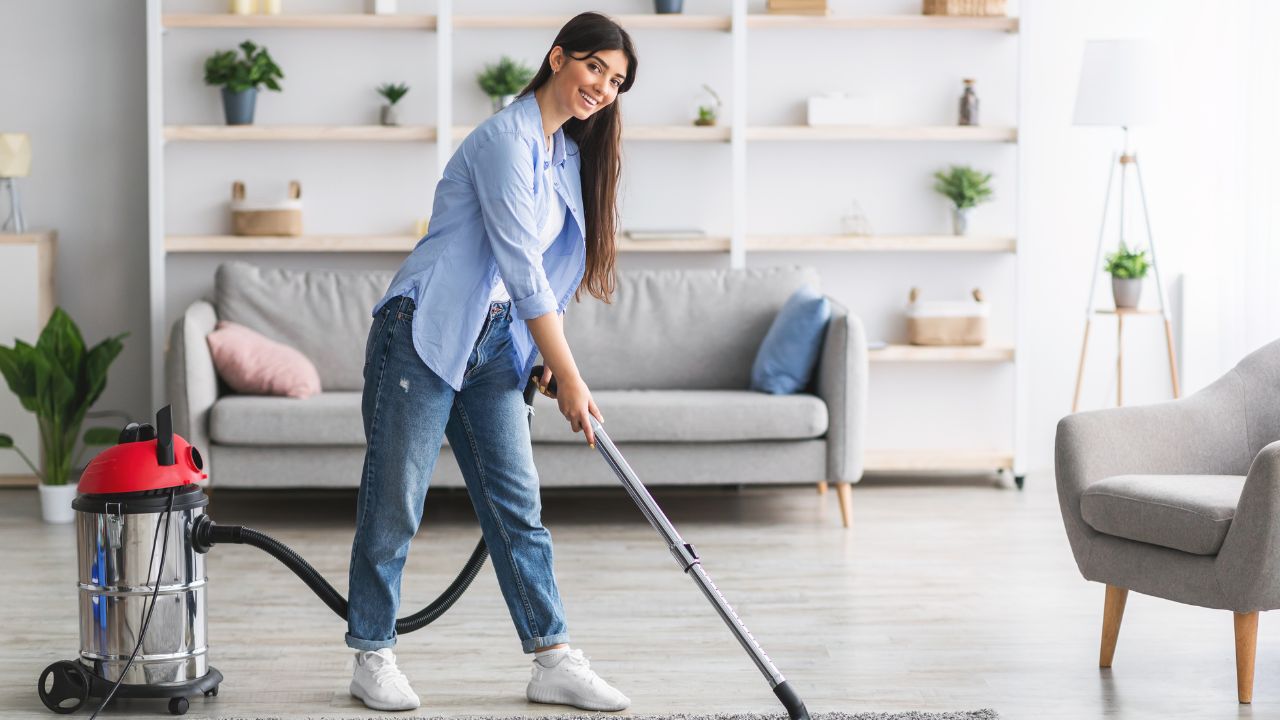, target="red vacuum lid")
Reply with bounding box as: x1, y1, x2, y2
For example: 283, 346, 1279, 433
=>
78, 406, 208, 495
